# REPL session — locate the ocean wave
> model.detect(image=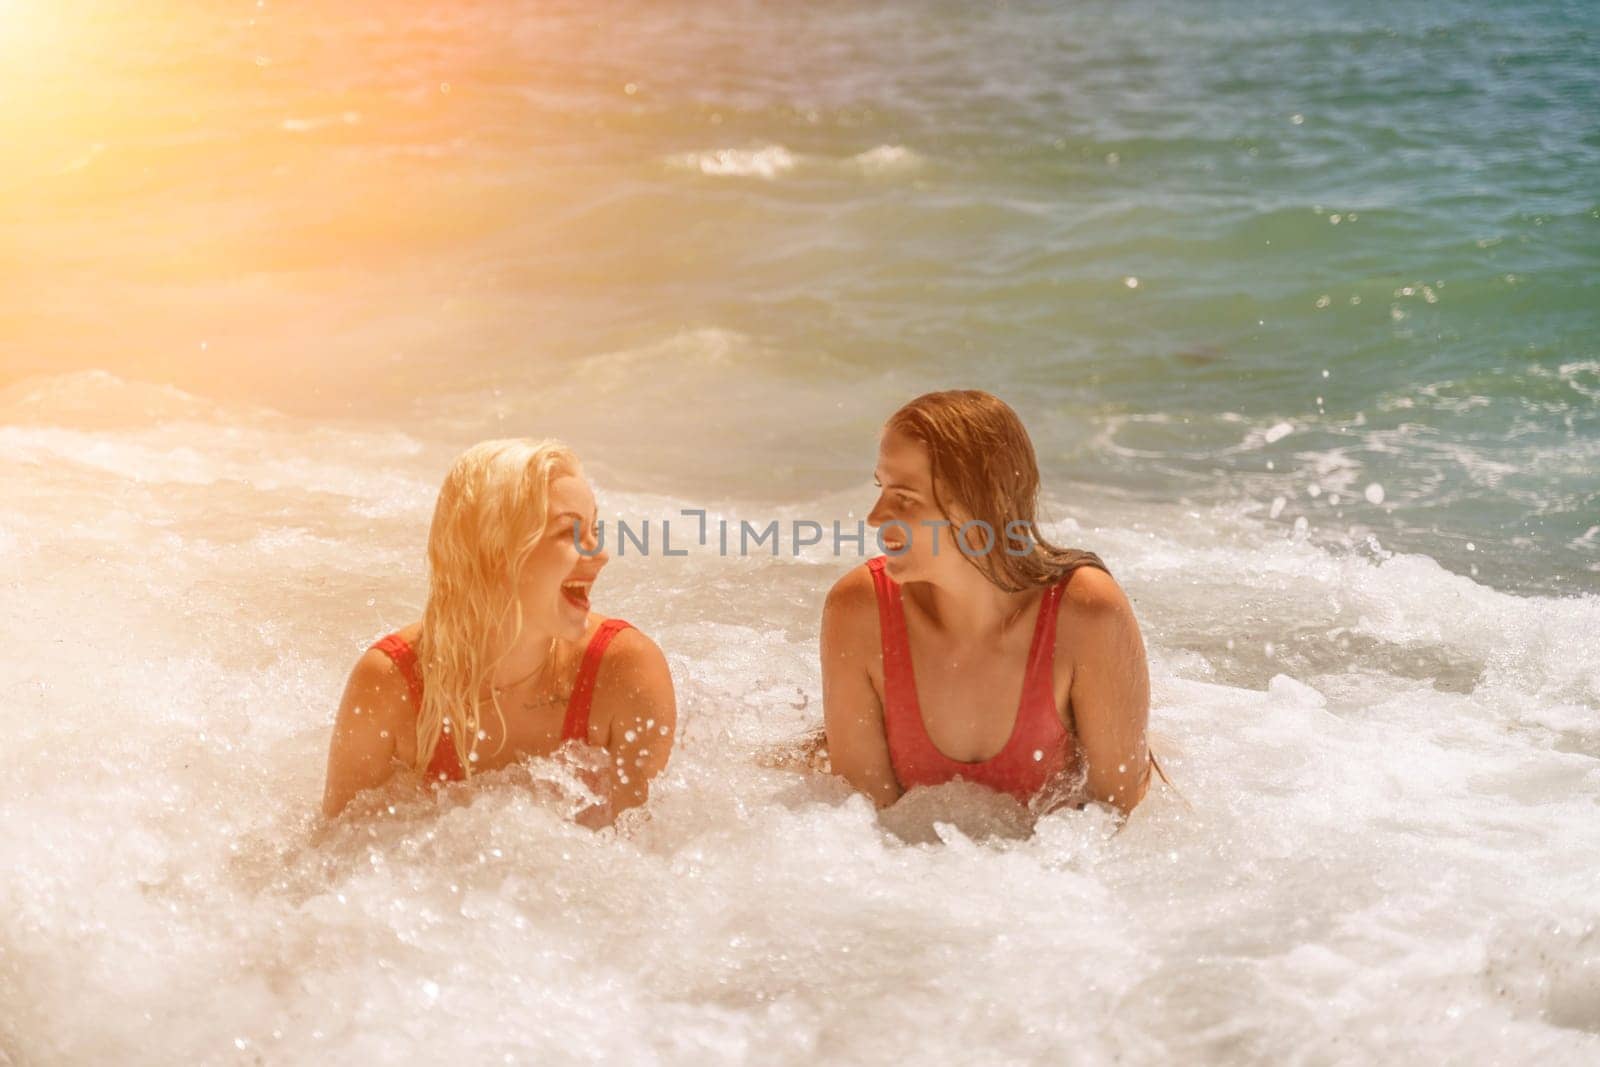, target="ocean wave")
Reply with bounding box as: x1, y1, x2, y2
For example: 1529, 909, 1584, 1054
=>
669, 145, 798, 179
667, 144, 923, 180
280, 111, 362, 134
849, 145, 924, 174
